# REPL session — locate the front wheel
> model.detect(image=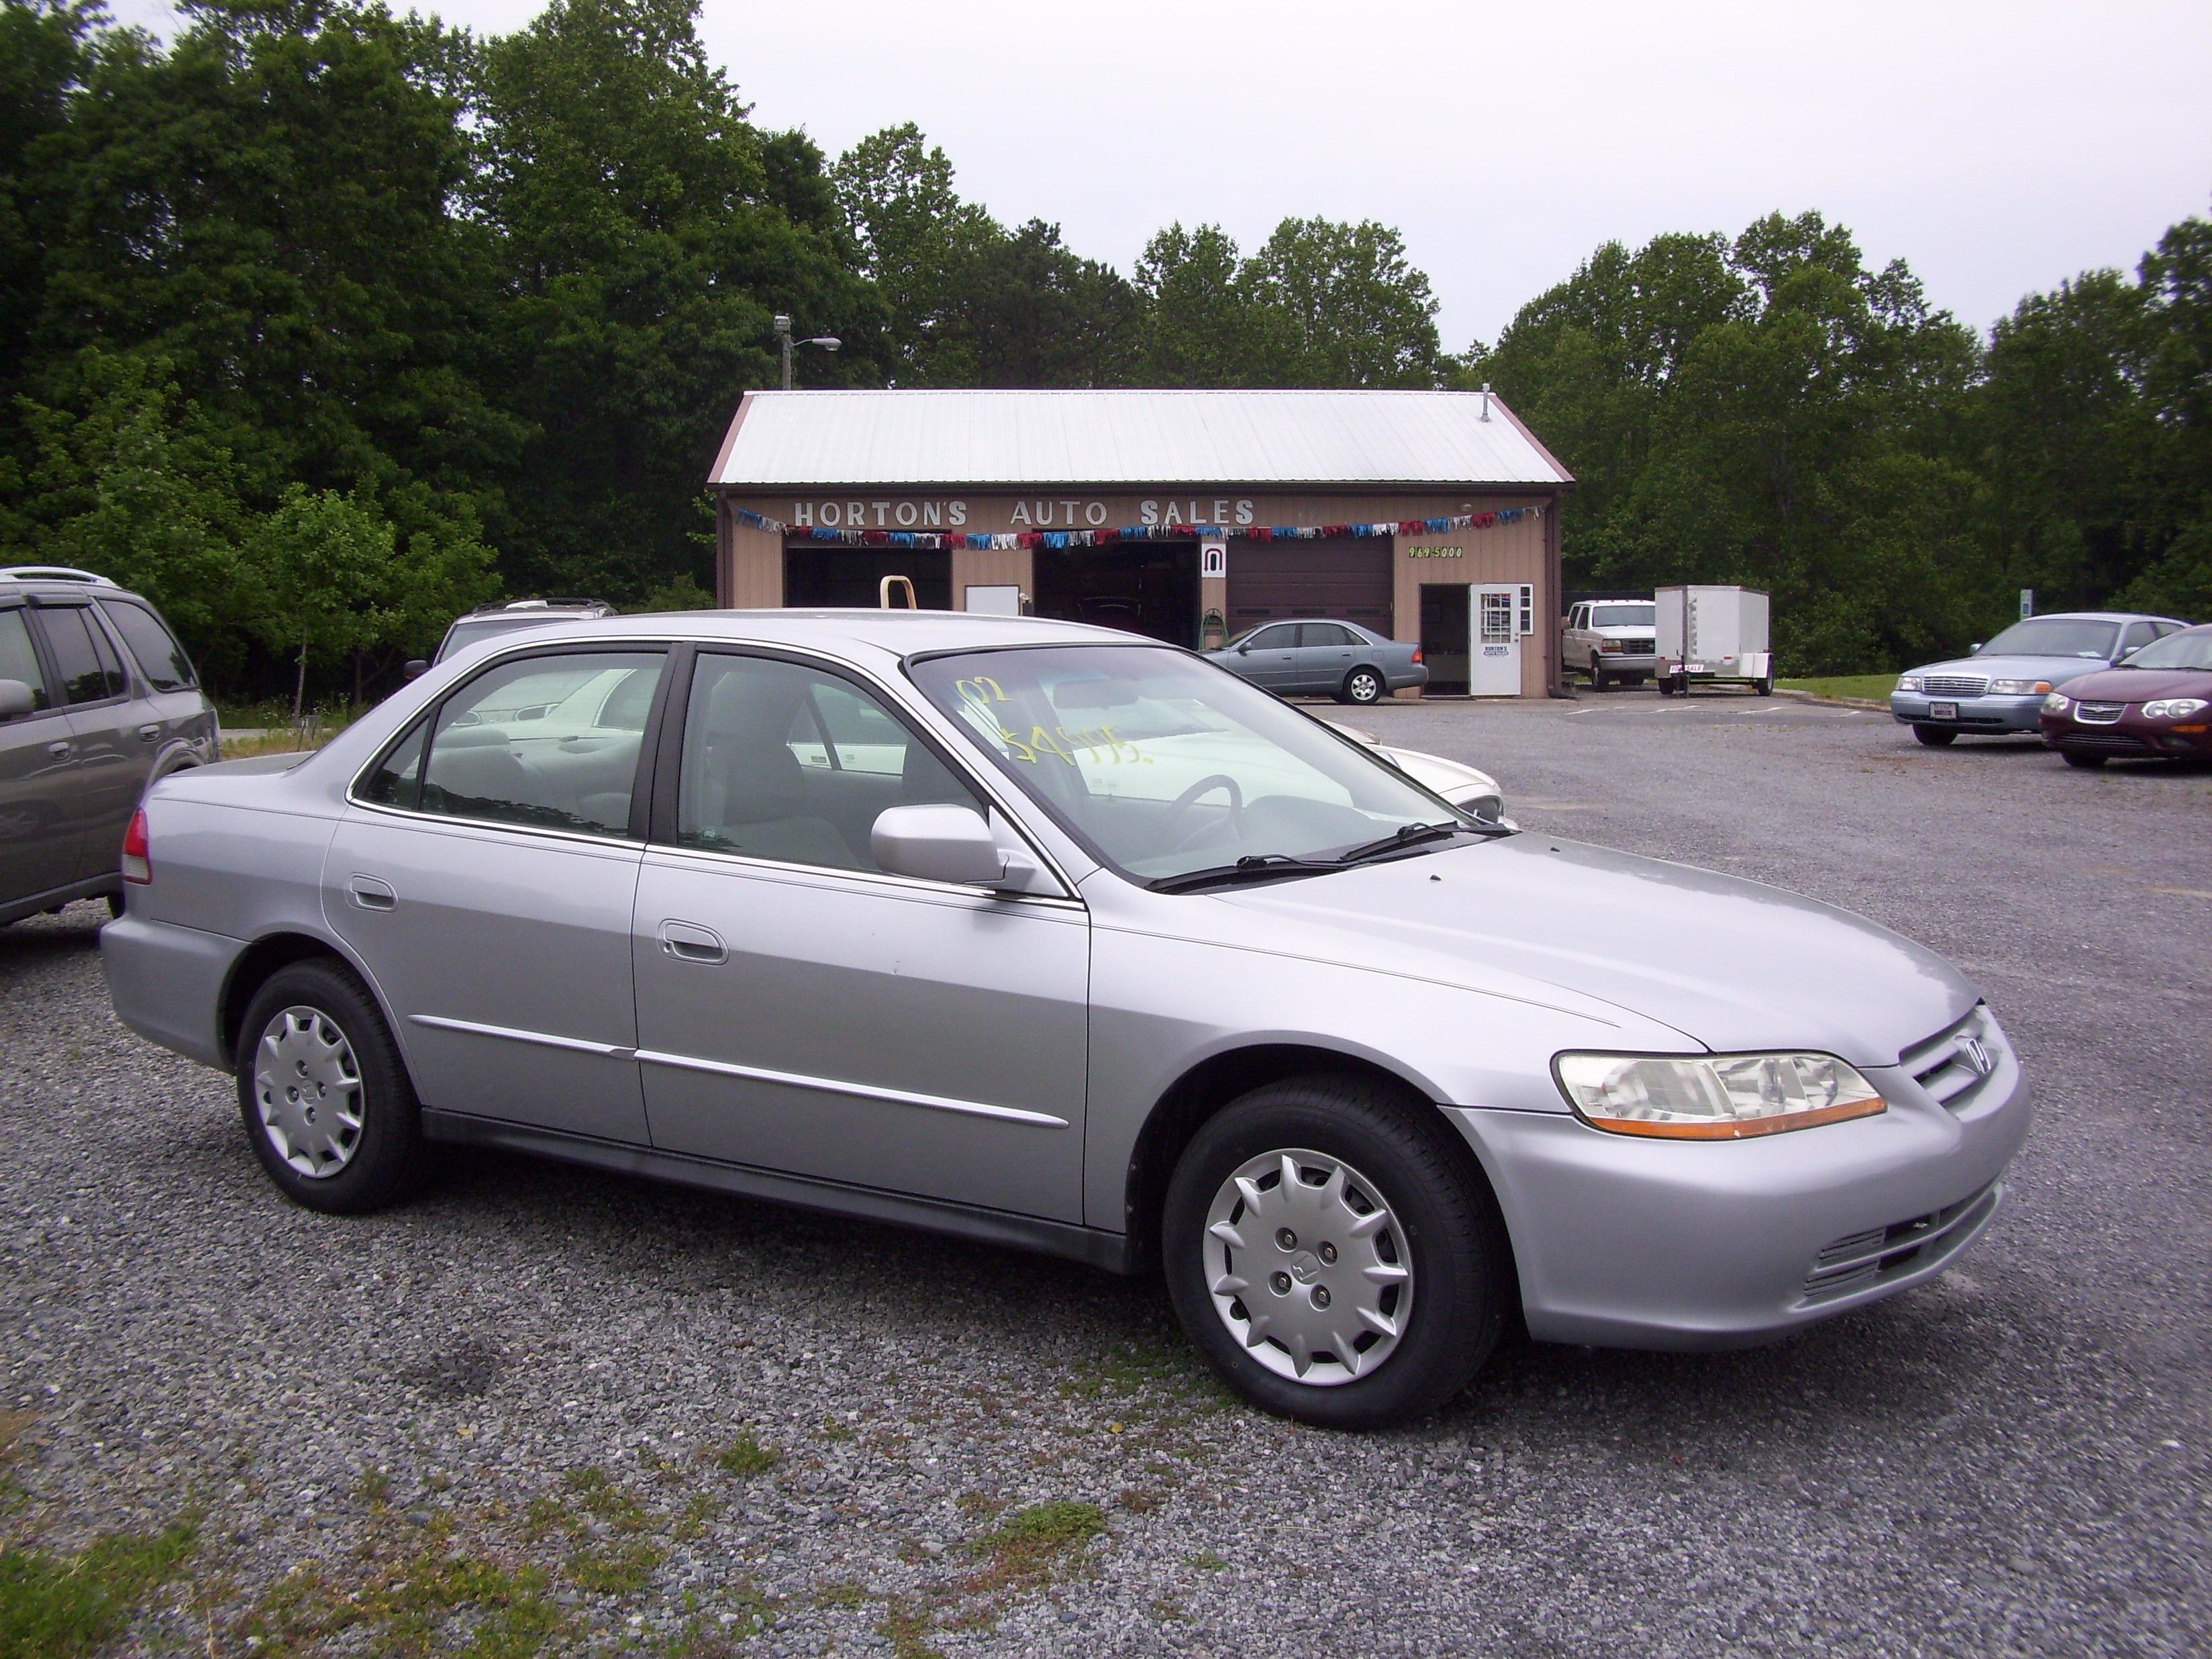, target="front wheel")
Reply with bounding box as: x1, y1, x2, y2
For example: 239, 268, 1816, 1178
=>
1913, 725, 1958, 748
1342, 668, 1386, 705
235, 959, 424, 1214
1162, 1077, 1511, 1428
1589, 656, 1609, 691
2060, 749, 2108, 769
